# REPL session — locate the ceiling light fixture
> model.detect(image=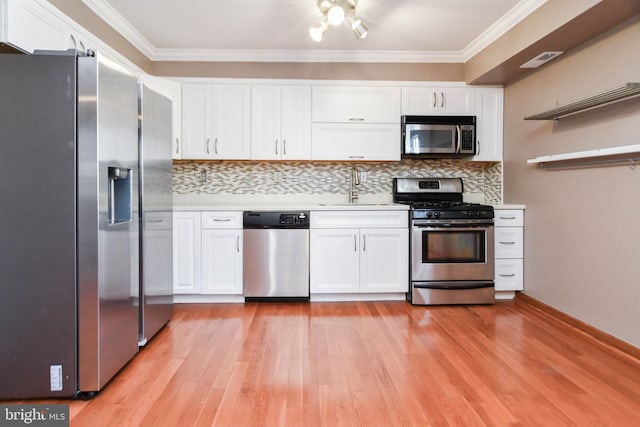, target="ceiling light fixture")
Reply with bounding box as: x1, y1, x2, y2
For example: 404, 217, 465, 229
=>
309, 0, 368, 42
